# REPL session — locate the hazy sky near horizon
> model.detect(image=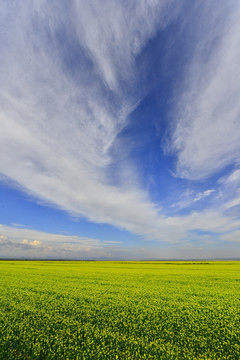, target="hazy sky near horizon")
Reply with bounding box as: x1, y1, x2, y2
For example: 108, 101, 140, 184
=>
1, 1, 240, 259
